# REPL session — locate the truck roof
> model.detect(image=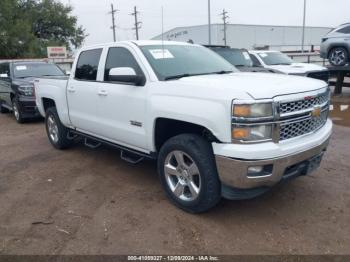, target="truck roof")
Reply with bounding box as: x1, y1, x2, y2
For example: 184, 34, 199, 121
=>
79, 40, 195, 51
0, 60, 51, 65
